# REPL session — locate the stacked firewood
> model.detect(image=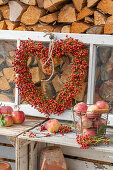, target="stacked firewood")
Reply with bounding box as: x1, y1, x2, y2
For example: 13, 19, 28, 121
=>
0, 0, 113, 34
